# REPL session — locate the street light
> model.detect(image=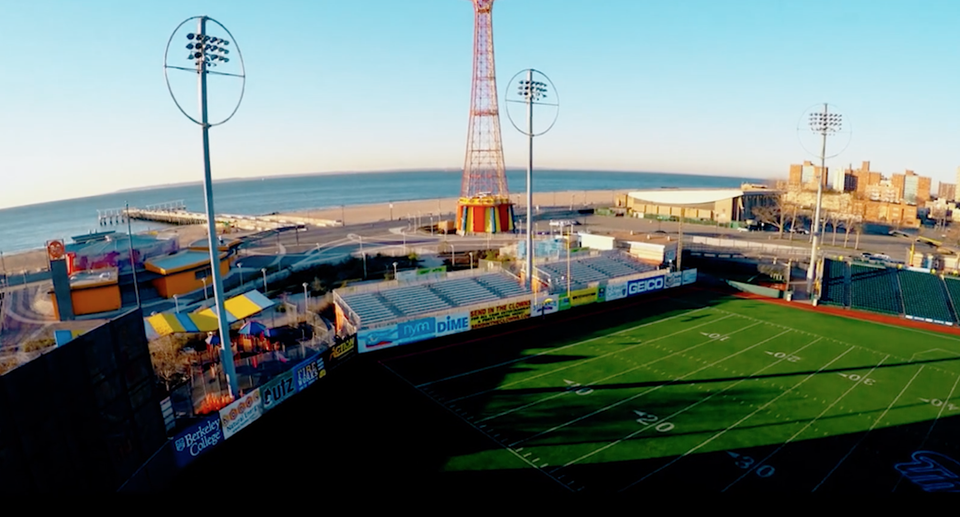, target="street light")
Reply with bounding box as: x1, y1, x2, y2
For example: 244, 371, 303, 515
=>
469, 252, 474, 271
506, 69, 560, 290
164, 15, 245, 399
302, 282, 309, 315
261, 268, 267, 292
797, 103, 851, 299
392, 262, 398, 279
202, 276, 208, 300
173, 294, 180, 313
